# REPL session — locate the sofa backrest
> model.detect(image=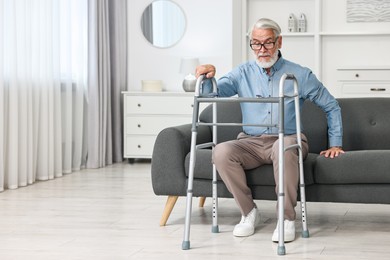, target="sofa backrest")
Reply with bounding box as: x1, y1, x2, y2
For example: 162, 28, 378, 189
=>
199, 98, 390, 154
338, 98, 390, 151
199, 102, 243, 144
300, 100, 328, 153
199, 100, 328, 154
